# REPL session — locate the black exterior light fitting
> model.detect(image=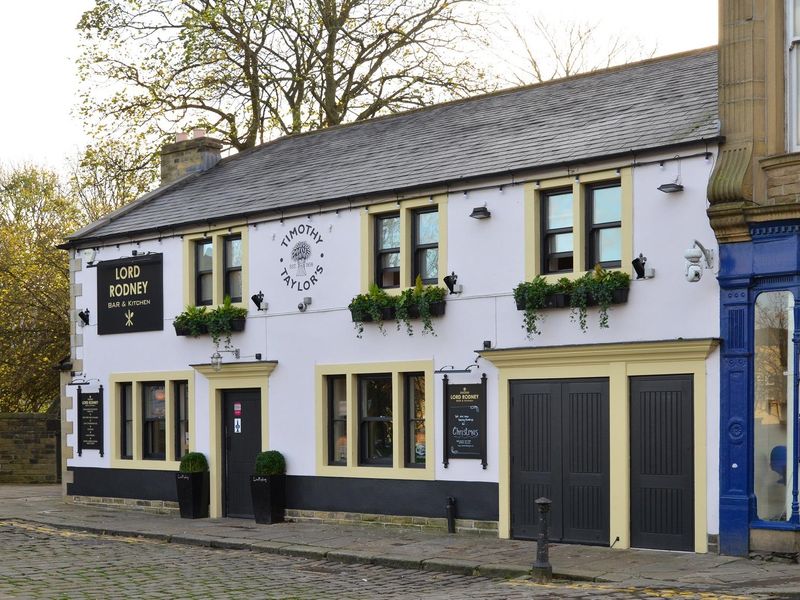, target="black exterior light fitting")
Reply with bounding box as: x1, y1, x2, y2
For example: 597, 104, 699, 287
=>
469, 206, 491, 219
443, 272, 459, 294
632, 255, 647, 279
251, 291, 267, 311
657, 182, 684, 193
77, 309, 90, 326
